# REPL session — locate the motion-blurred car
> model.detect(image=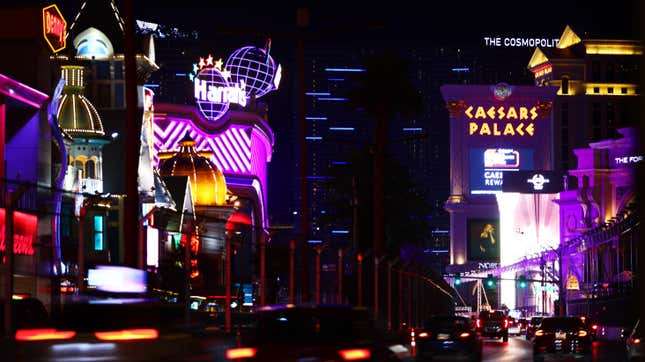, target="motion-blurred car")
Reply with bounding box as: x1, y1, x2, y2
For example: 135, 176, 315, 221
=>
415, 315, 482, 361
475, 310, 509, 342
517, 318, 529, 335
579, 316, 598, 341
14, 298, 211, 361
532, 316, 592, 362
526, 316, 544, 340
626, 318, 643, 362
228, 304, 402, 361
0, 296, 50, 339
